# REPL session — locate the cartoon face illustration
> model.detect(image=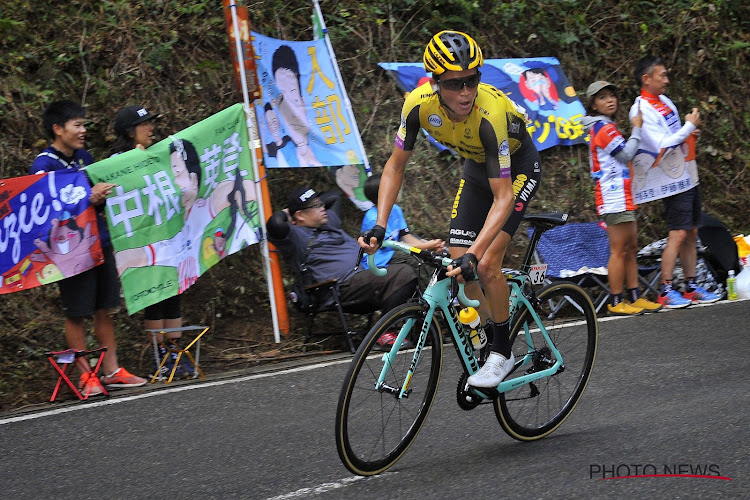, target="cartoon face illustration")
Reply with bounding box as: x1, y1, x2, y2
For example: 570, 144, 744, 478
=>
171, 148, 199, 211
659, 148, 686, 179
522, 68, 559, 110
274, 67, 311, 146
335, 164, 362, 197
51, 219, 83, 255
36, 263, 64, 284
33, 217, 97, 277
